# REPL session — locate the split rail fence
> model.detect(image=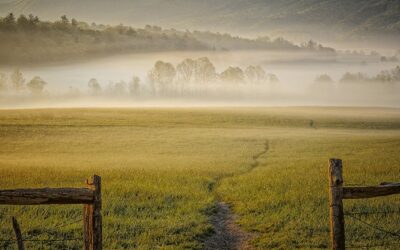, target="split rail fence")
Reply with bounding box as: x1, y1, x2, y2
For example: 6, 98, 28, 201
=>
328, 159, 400, 250
0, 175, 102, 250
